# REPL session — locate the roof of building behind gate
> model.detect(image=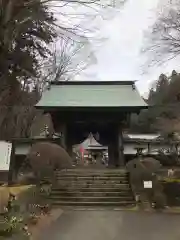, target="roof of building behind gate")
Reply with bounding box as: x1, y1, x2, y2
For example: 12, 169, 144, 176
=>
36, 81, 148, 108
